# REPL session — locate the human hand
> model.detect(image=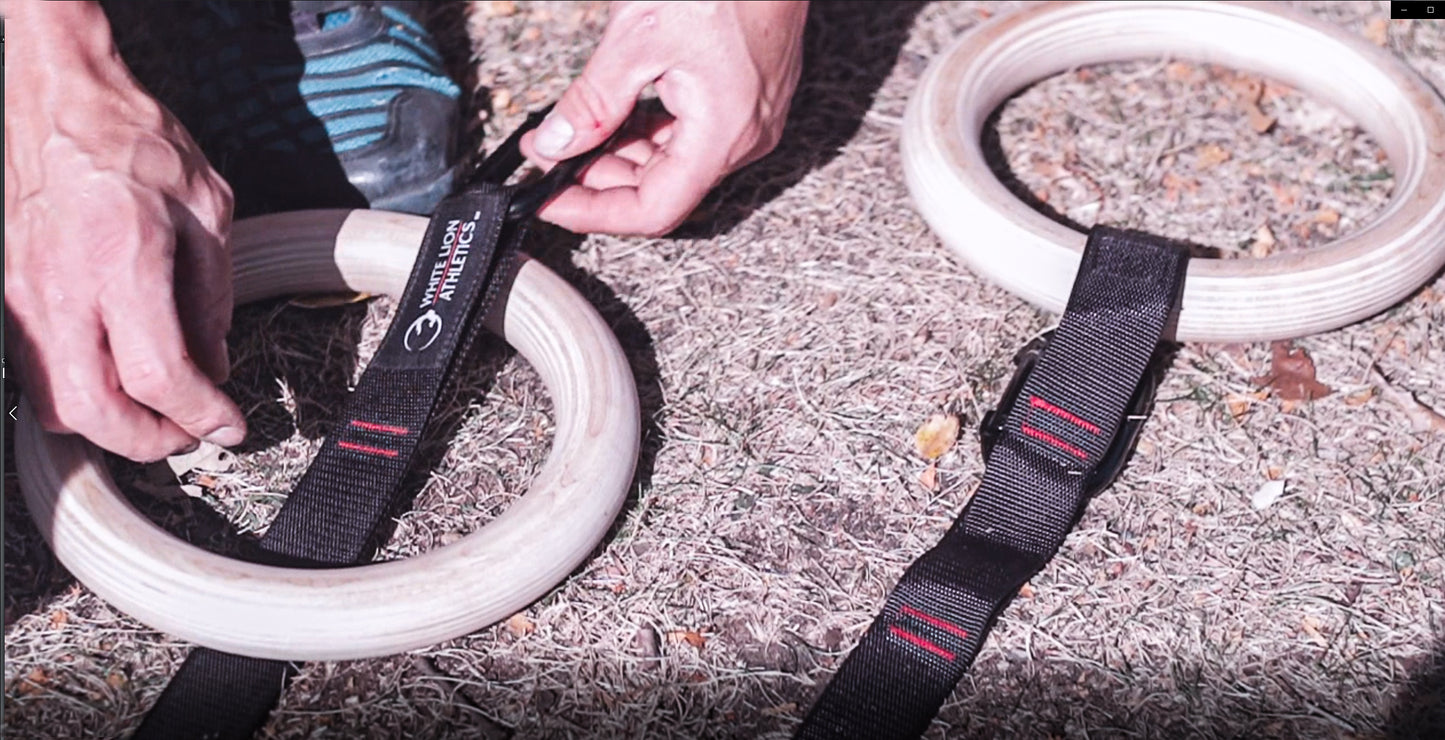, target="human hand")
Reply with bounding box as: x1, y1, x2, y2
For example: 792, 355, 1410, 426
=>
4, 1, 245, 462
520, 1, 807, 236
